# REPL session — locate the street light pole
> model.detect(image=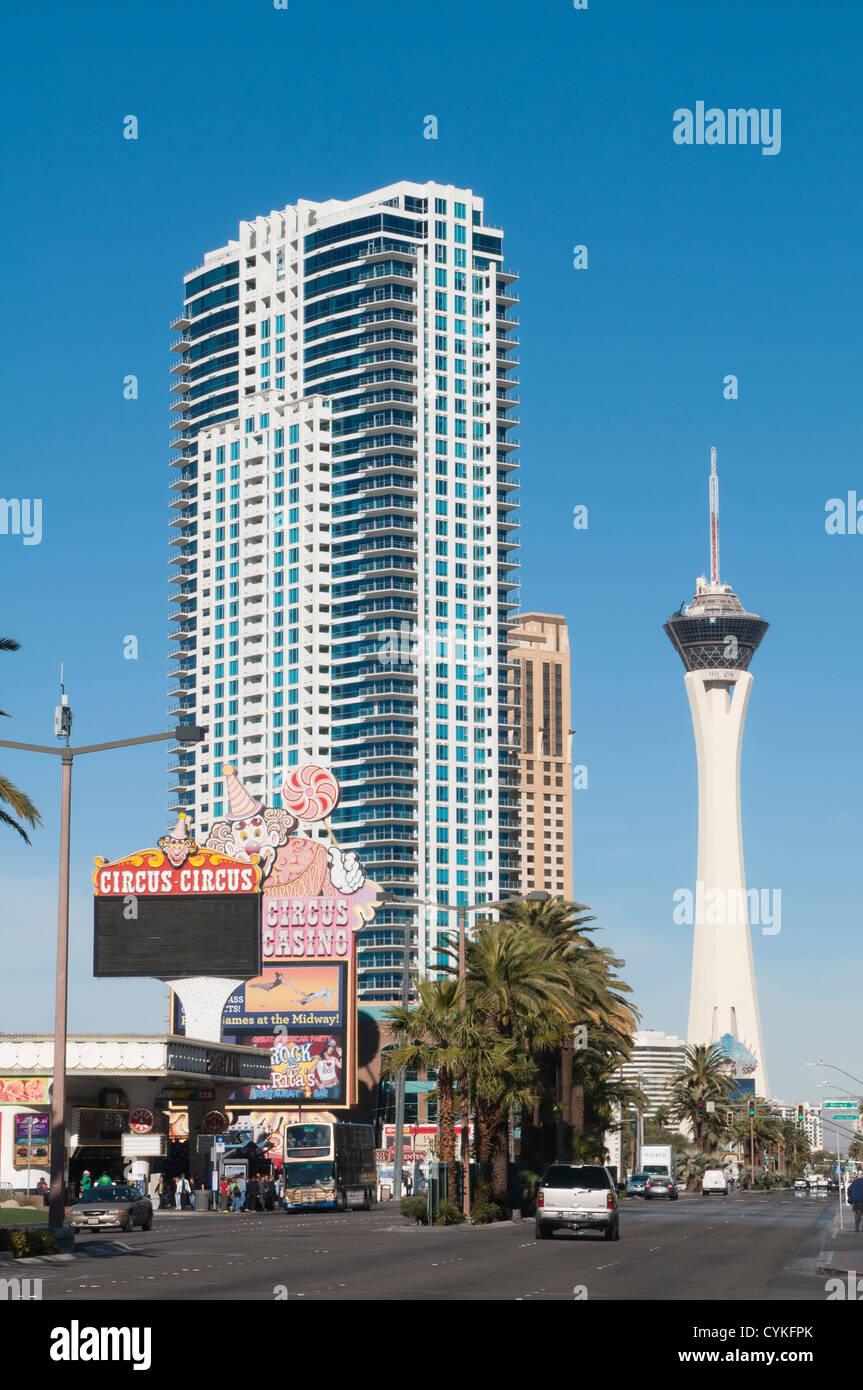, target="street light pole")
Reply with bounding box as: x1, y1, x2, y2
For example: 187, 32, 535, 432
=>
50, 747, 72, 1228
0, 716, 205, 1230
806, 1060, 863, 1090
392, 939, 410, 1203
750, 1110, 755, 1189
